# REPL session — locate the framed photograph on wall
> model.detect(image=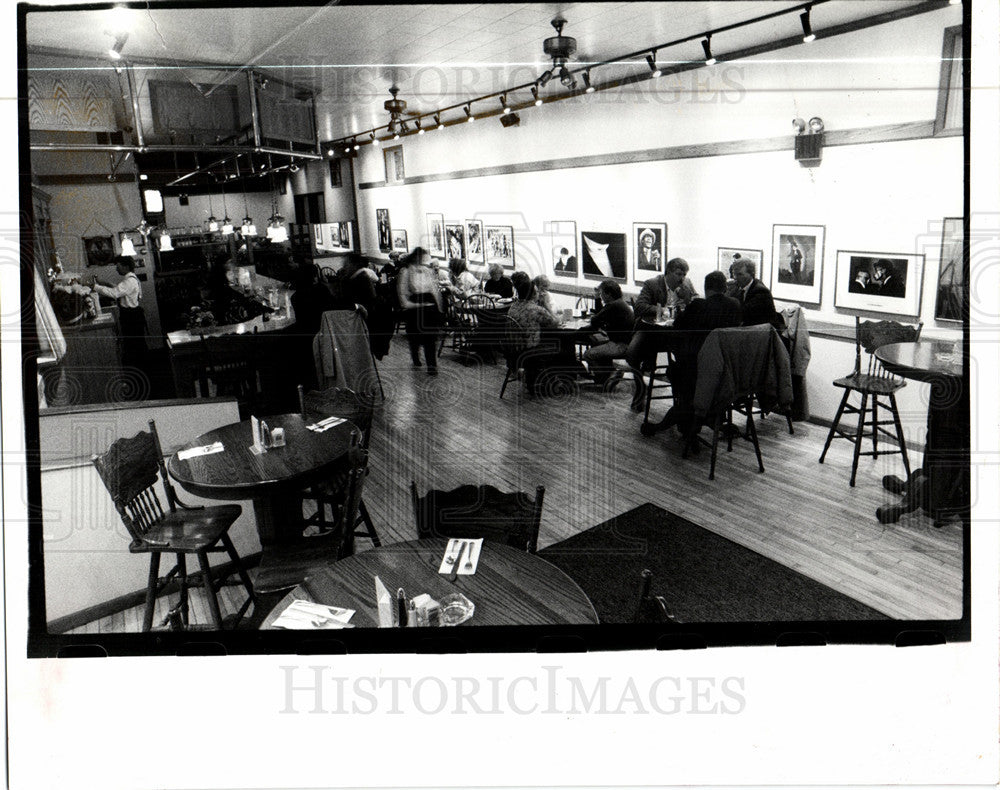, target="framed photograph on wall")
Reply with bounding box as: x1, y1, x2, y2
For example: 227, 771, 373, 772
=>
717, 247, 763, 279
426, 213, 446, 258
465, 219, 485, 265
632, 222, 666, 281
83, 235, 115, 267
935, 217, 964, 322
580, 230, 627, 282
546, 220, 578, 279
445, 223, 466, 260
376, 208, 391, 253
391, 229, 408, 253
329, 222, 341, 248
771, 223, 825, 305
339, 221, 352, 251
329, 158, 342, 188
485, 225, 515, 269
314, 223, 324, 248
834, 251, 925, 317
